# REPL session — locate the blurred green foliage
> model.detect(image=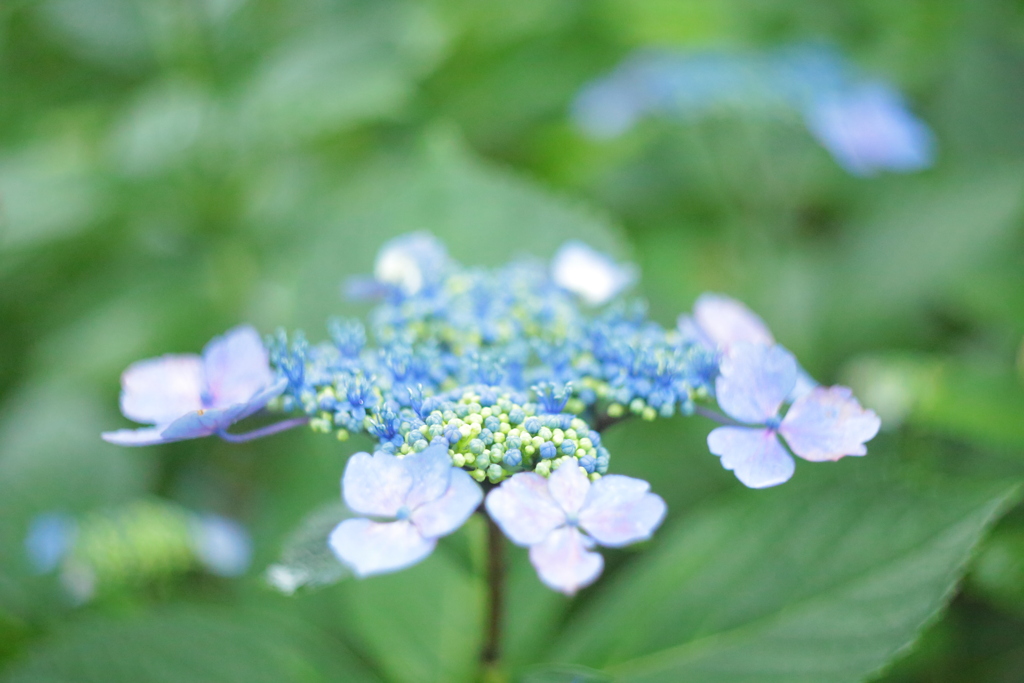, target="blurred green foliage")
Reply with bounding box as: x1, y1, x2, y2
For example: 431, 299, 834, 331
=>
2, 0, 1024, 681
